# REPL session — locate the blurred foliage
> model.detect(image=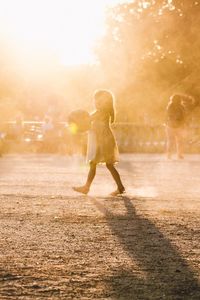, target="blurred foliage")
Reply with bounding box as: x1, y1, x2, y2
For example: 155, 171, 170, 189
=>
0, 0, 200, 124
97, 0, 200, 123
